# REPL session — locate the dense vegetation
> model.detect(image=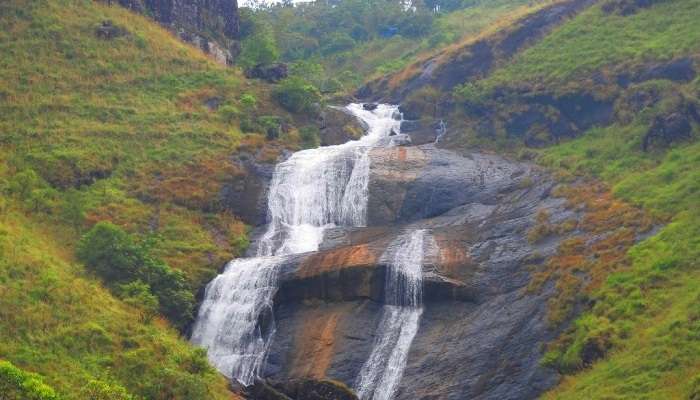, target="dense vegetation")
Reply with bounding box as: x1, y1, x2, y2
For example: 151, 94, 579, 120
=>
0, 0, 303, 397
237, 0, 548, 92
